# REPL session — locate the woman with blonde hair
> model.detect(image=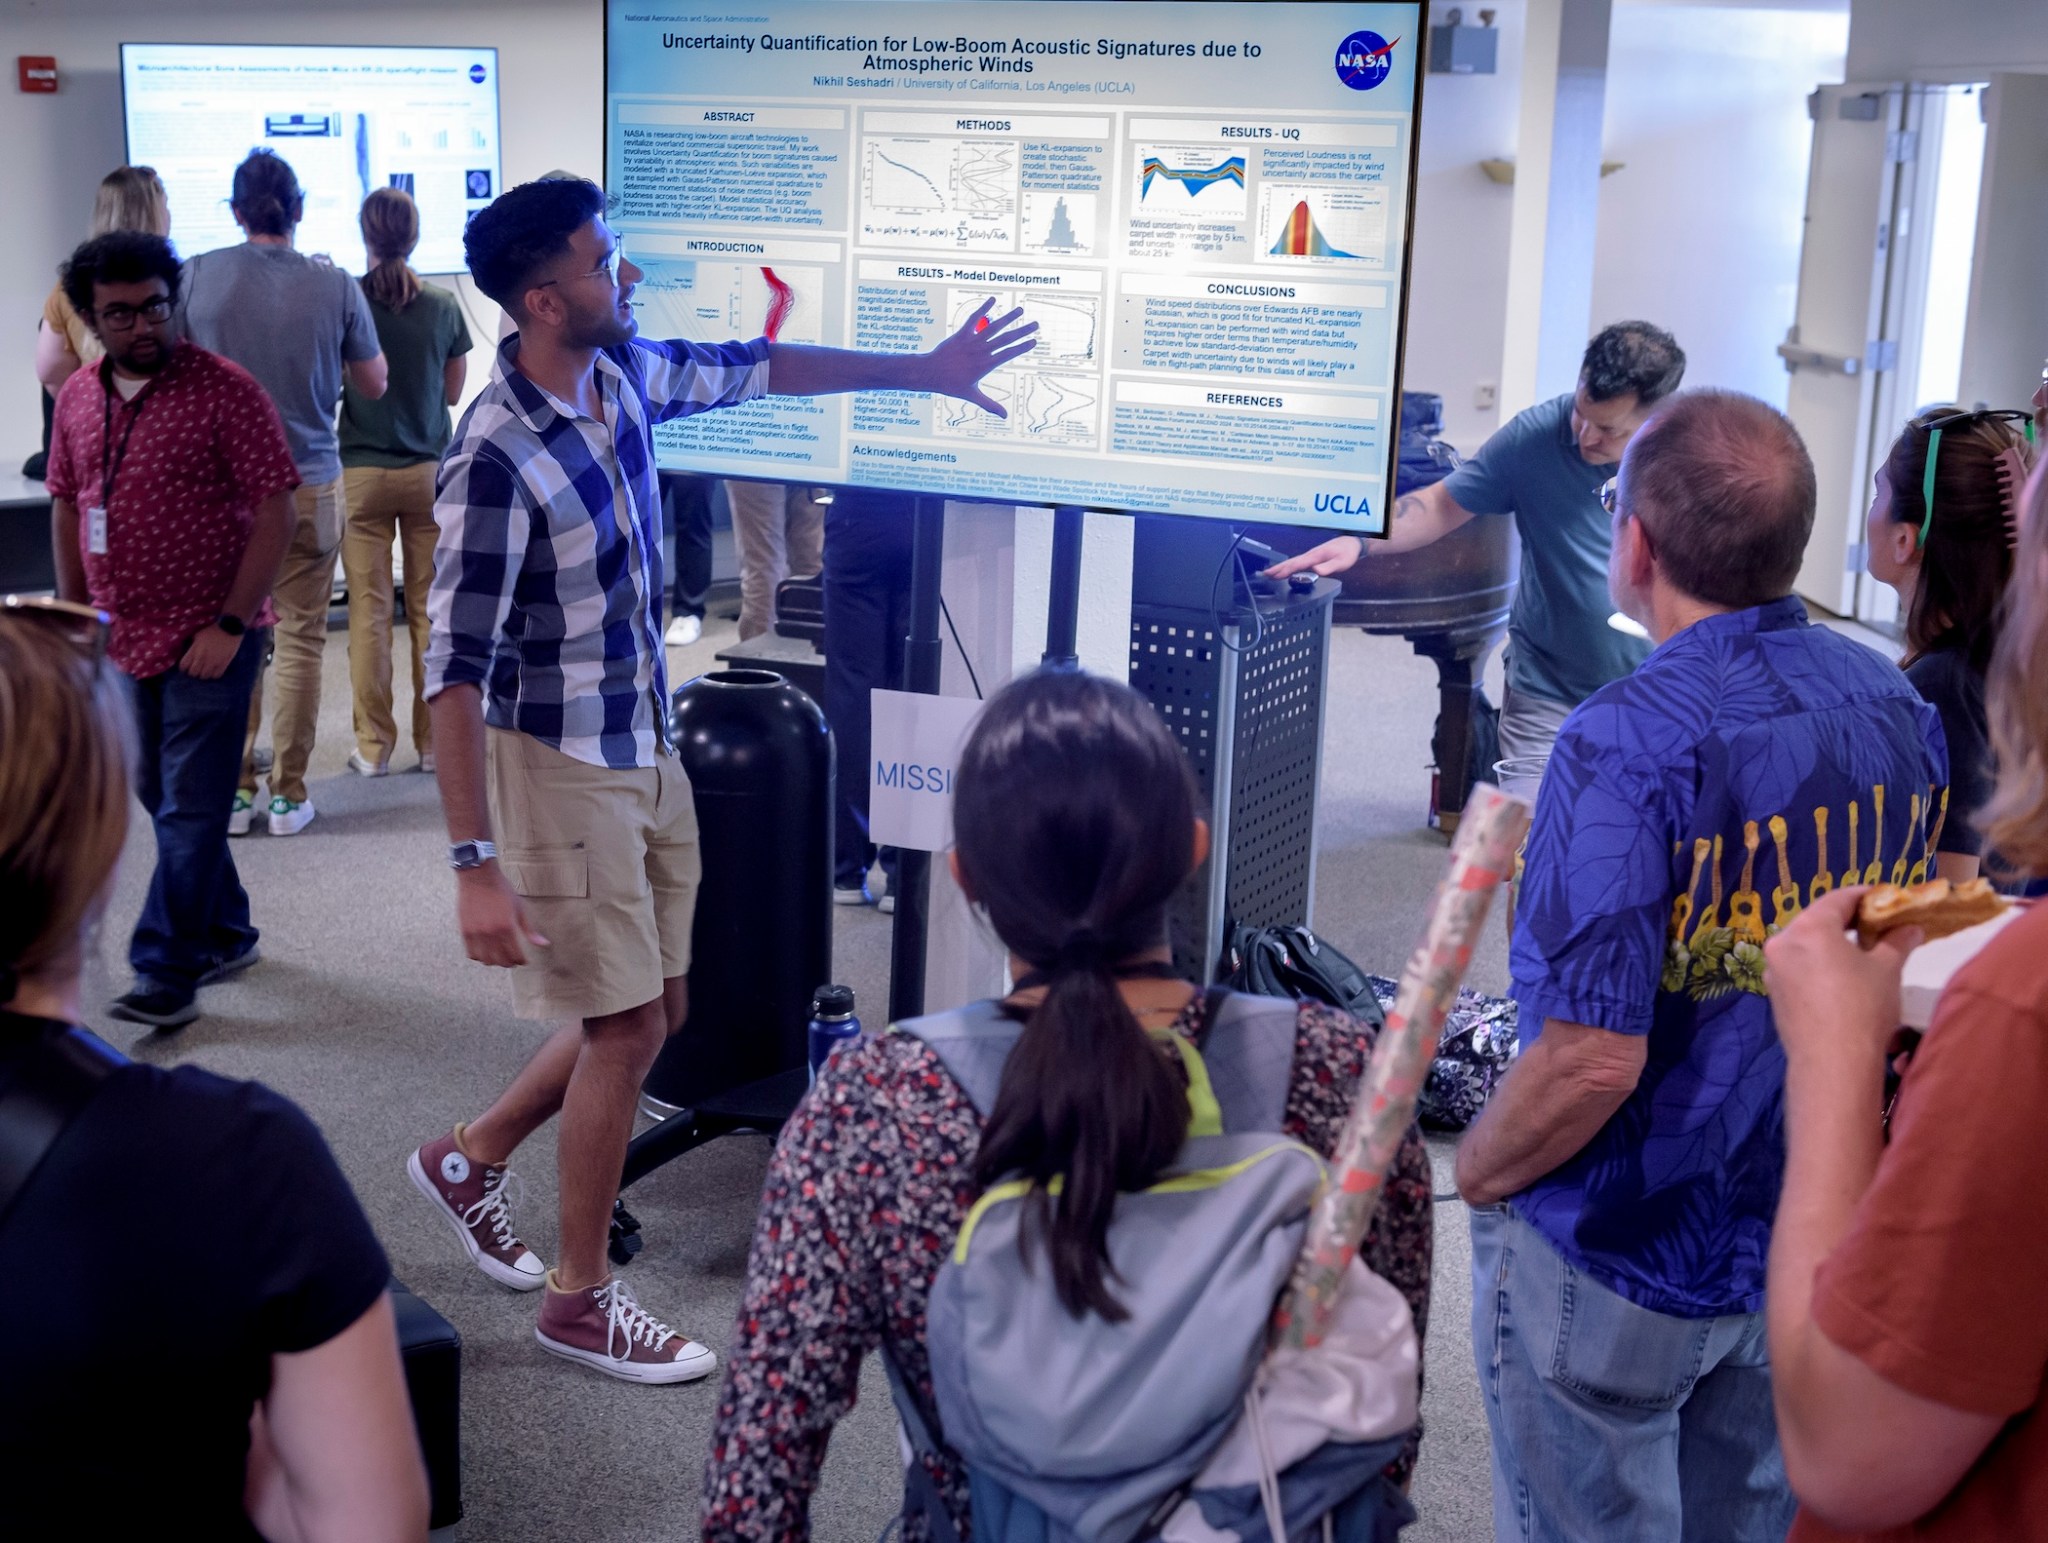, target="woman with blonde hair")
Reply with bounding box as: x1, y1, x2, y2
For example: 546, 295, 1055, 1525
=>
0, 597, 428, 1537
1864, 406, 2036, 881
337, 185, 472, 775
1764, 457, 2048, 1538
33, 165, 170, 394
